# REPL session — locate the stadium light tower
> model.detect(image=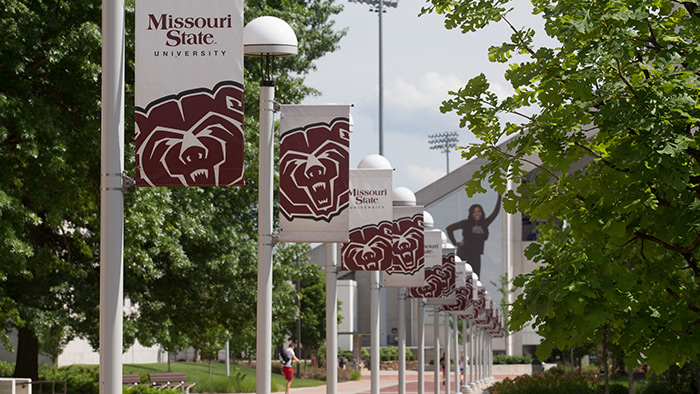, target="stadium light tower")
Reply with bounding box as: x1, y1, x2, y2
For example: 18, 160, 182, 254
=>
348, 0, 399, 155
429, 132, 460, 173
